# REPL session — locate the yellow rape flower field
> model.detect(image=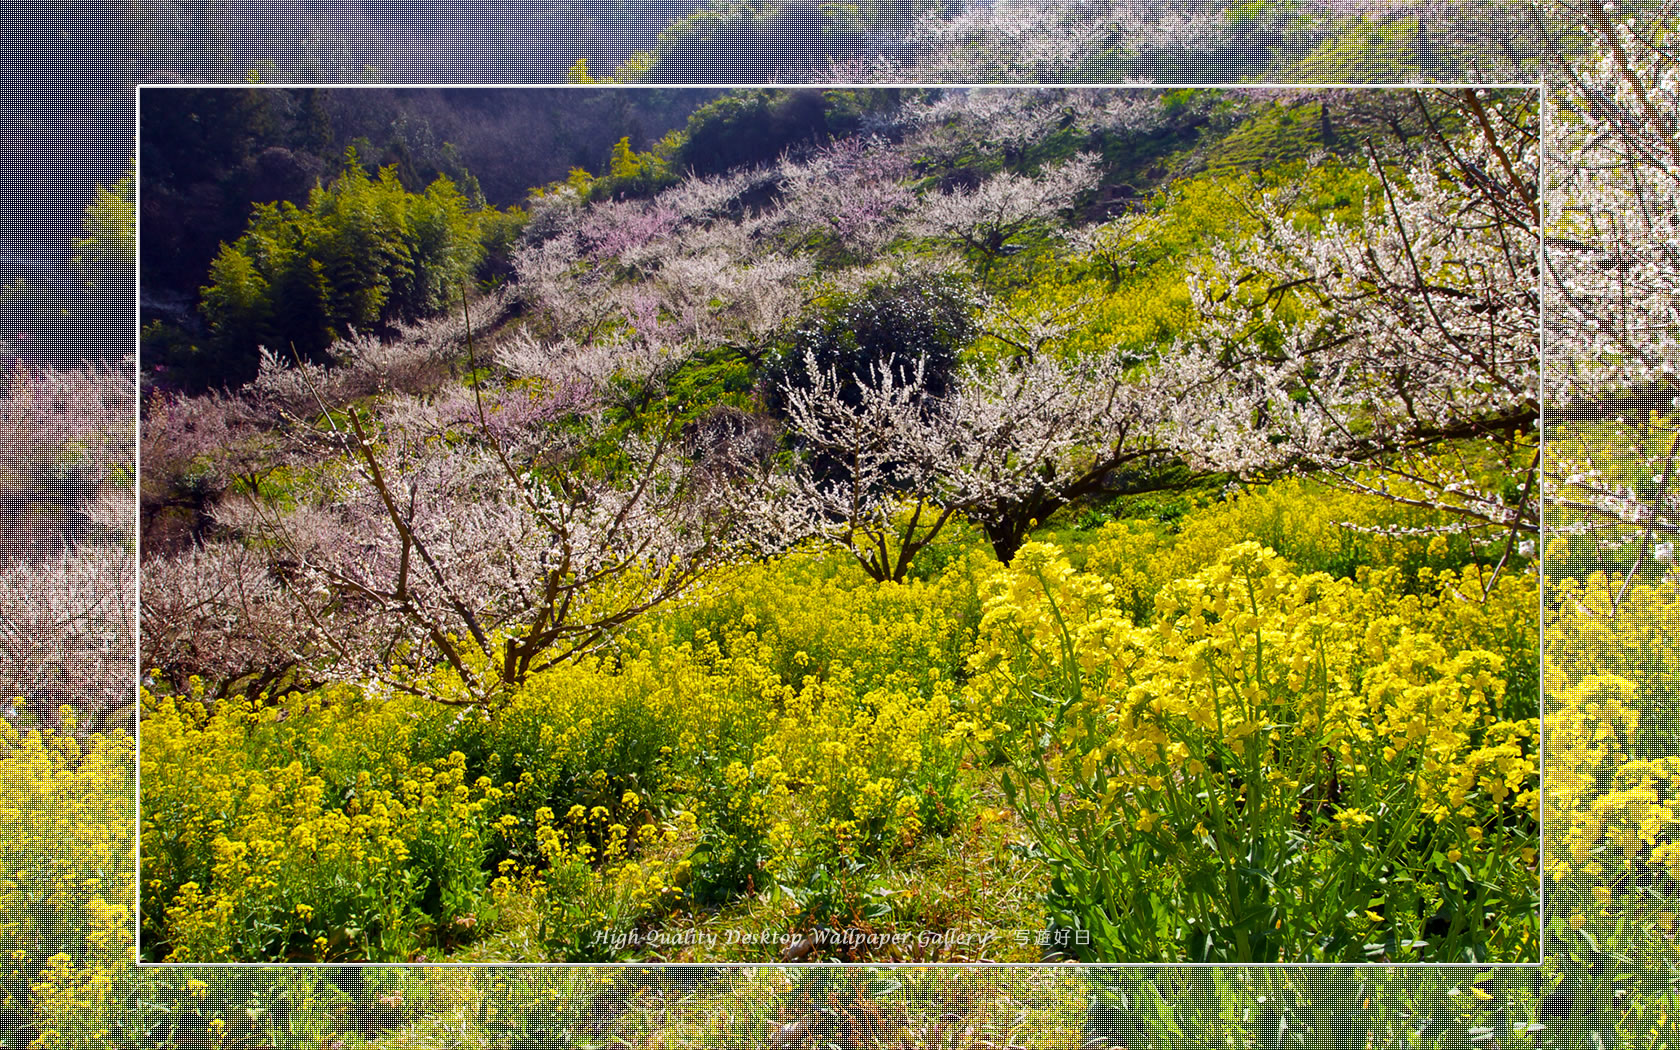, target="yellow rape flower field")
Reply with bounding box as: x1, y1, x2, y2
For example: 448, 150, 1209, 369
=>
129, 479, 1542, 968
